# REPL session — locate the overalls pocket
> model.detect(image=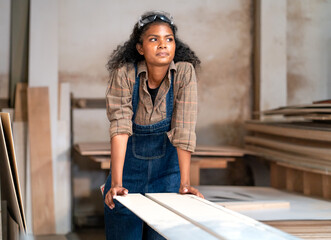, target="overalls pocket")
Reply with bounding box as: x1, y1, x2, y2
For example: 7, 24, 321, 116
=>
132, 132, 167, 160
